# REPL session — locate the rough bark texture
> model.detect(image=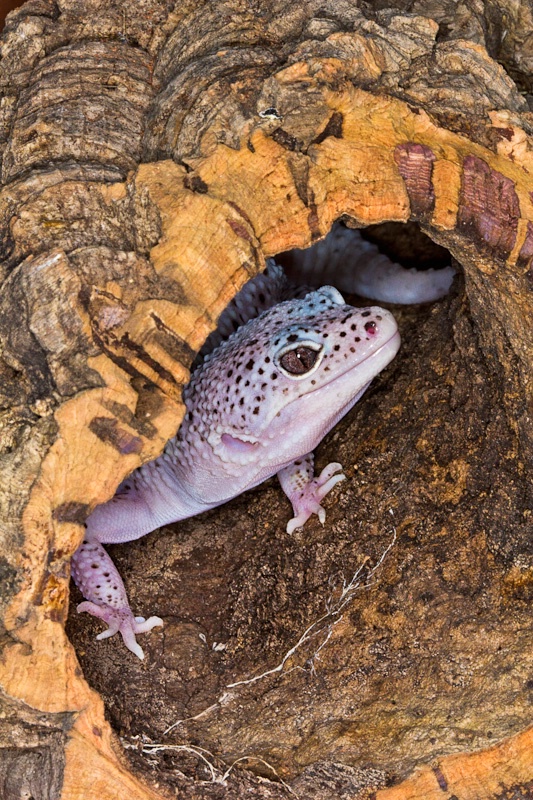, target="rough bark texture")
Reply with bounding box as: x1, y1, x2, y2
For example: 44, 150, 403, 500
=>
0, 1, 532, 799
